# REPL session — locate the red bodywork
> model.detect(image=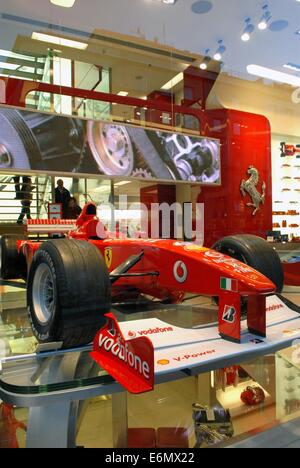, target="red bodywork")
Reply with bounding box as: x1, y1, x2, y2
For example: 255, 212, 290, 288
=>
283, 262, 300, 286
19, 203, 275, 343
